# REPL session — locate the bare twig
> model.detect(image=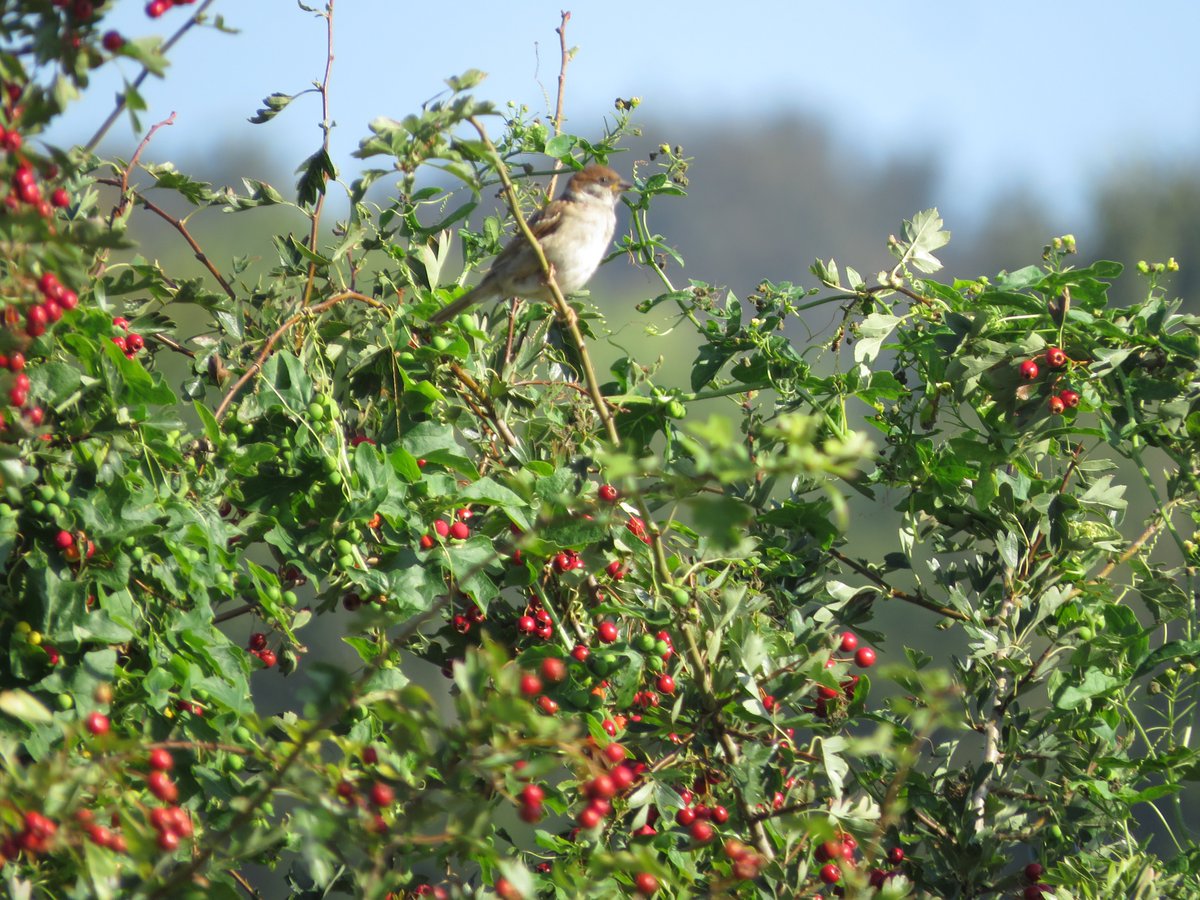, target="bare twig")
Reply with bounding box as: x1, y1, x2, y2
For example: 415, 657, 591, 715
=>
827, 547, 969, 622
85, 0, 218, 152
300, 0, 337, 309
546, 10, 572, 199
97, 178, 237, 300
